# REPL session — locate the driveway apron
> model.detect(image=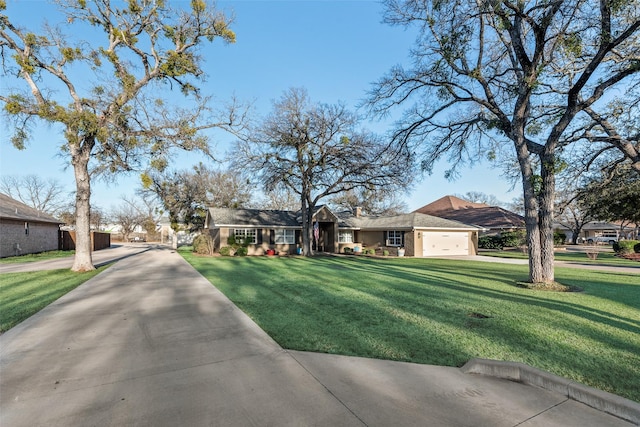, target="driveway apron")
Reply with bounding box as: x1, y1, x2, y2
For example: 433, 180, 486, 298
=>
1, 247, 635, 426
